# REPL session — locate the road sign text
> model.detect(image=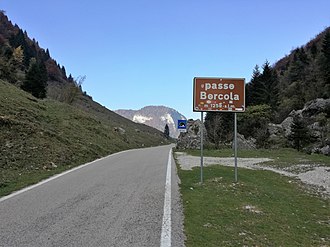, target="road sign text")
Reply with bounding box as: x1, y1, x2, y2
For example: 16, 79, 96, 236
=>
193, 77, 245, 112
